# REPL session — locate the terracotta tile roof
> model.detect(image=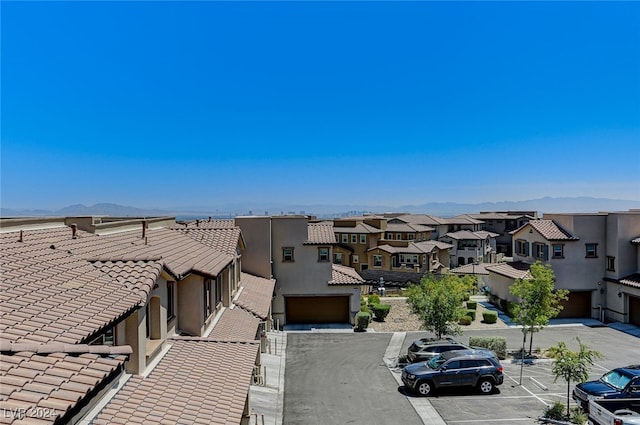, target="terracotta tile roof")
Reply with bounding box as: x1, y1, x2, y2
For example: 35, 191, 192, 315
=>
333, 222, 382, 234
475, 230, 500, 238
485, 261, 532, 280
208, 308, 260, 340
329, 264, 365, 285
49, 227, 233, 280
441, 230, 485, 240
445, 215, 484, 225
180, 219, 236, 229
0, 341, 129, 425
450, 263, 491, 275
0, 230, 143, 345
234, 273, 275, 320
413, 241, 454, 251
173, 226, 242, 255
391, 214, 448, 226
92, 260, 164, 301
305, 223, 336, 245
385, 223, 434, 233
92, 339, 259, 425
514, 220, 579, 241
619, 273, 640, 289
